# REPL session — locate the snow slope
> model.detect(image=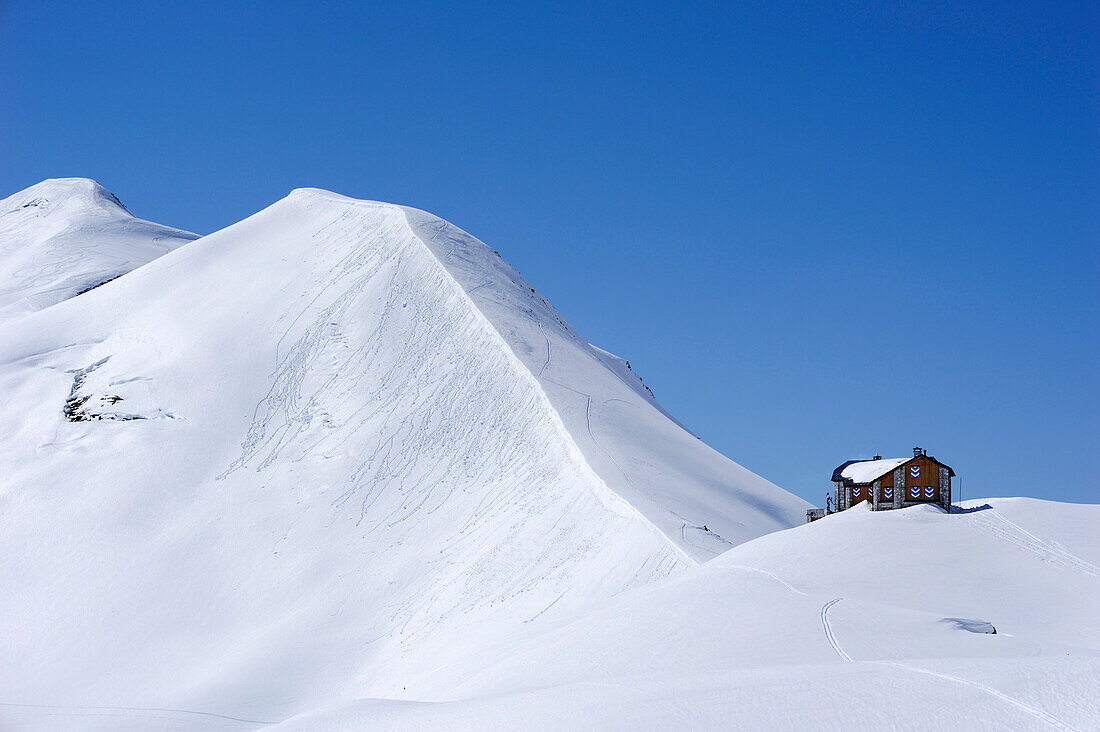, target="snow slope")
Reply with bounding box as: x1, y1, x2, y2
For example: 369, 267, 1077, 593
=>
0, 183, 805, 727
5, 181, 1090, 731
403, 202, 806, 558
266, 499, 1100, 732
0, 178, 198, 326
